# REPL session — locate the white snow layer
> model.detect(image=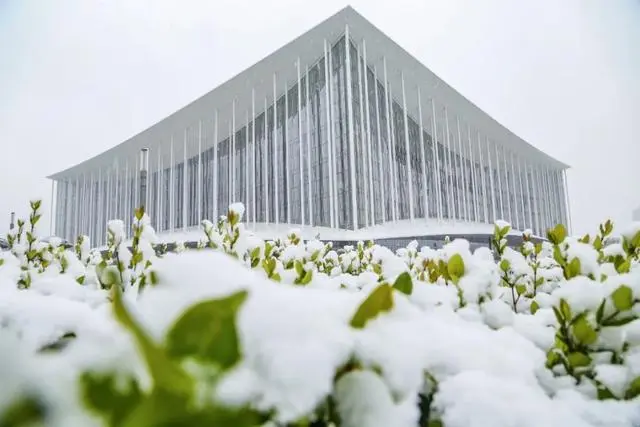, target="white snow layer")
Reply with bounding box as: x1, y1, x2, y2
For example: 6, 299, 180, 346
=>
1, 232, 640, 426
